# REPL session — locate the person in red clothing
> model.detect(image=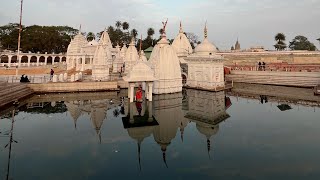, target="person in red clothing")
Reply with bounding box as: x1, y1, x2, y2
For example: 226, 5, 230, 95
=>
135, 86, 143, 102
